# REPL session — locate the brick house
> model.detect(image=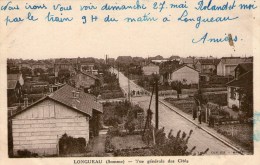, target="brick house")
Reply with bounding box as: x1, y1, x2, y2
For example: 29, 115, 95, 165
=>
10, 84, 103, 156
